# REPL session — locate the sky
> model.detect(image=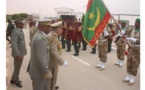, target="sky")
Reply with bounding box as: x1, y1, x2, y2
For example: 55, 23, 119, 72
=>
6, 0, 140, 16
